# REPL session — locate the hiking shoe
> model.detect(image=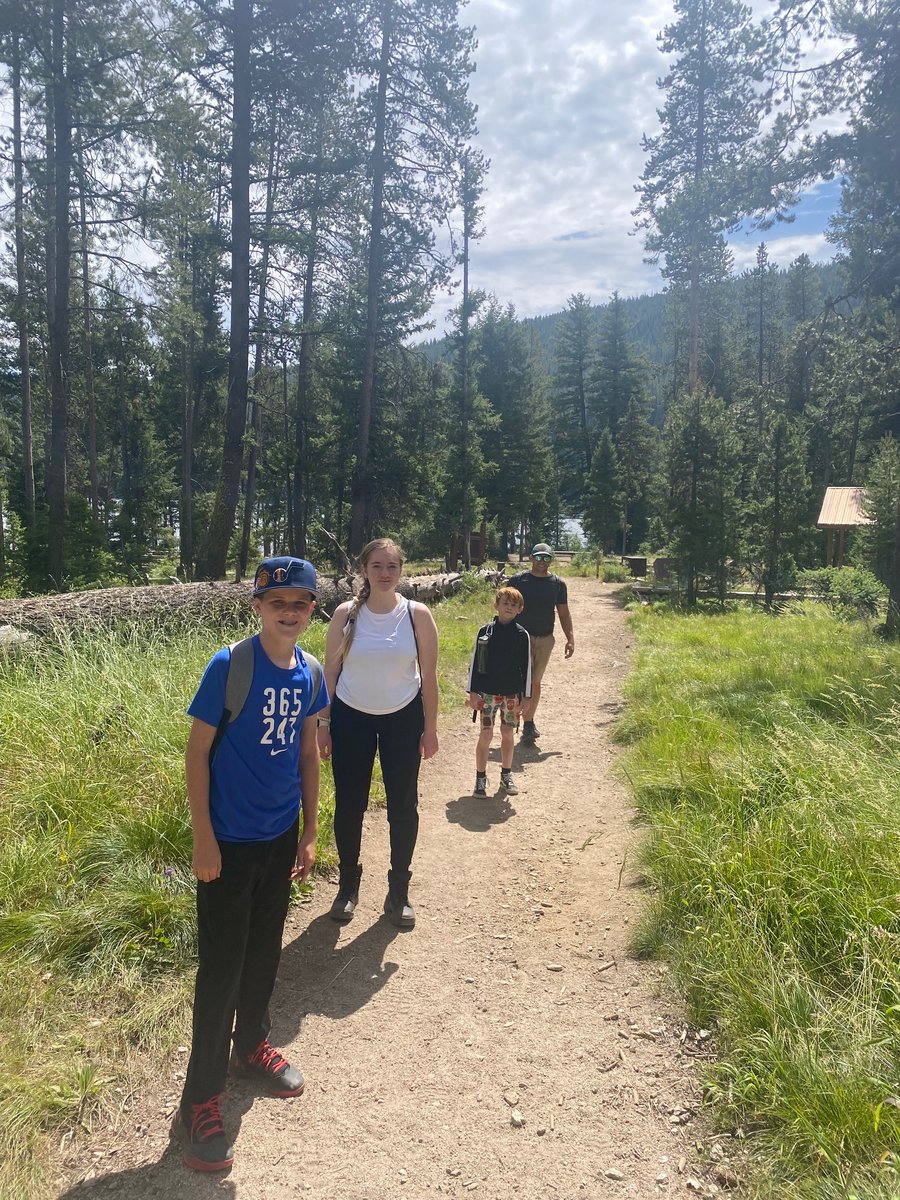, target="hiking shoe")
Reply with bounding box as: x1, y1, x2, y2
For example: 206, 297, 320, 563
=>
521, 720, 540, 742
330, 863, 362, 922
473, 774, 487, 797
170, 1095, 234, 1173
231, 1040, 305, 1097
500, 771, 519, 796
